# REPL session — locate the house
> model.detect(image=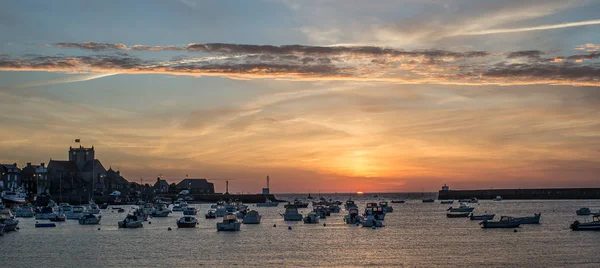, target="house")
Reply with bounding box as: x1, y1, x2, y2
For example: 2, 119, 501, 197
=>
154, 178, 169, 193
21, 163, 49, 195
0, 163, 22, 192
176, 178, 214, 194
